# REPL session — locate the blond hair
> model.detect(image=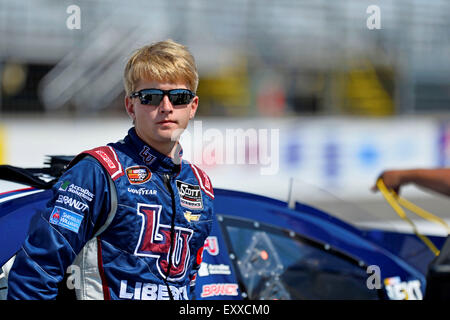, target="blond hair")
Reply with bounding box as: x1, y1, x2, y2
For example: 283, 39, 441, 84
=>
123, 39, 198, 96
